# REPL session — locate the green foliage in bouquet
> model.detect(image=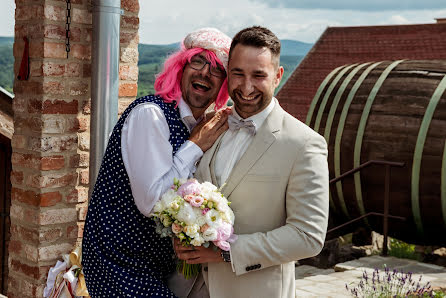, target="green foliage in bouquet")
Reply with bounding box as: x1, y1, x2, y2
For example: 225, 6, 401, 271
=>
176, 259, 201, 280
